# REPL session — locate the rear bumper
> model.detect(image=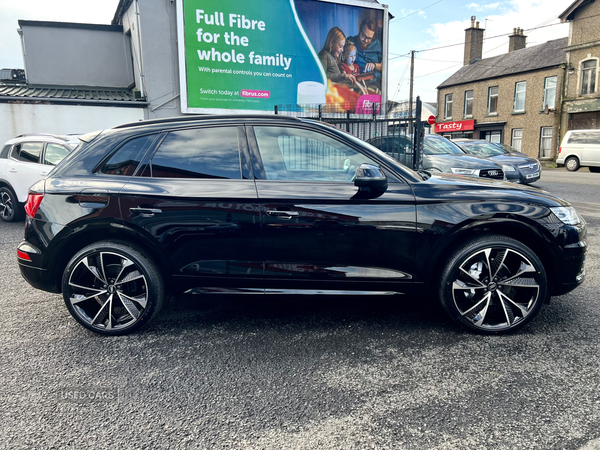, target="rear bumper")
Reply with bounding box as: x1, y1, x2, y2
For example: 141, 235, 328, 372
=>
18, 261, 61, 293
